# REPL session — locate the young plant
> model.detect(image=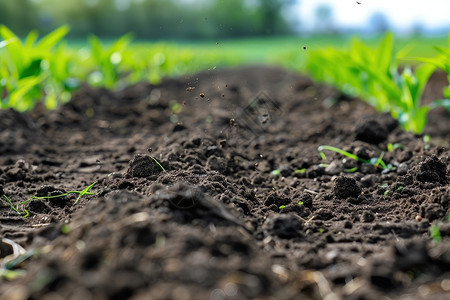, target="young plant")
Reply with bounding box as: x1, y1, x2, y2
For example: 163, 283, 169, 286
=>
416, 29, 450, 99
1, 182, 96, 217
318, 145, 392, 171
305, 33, 450, 134
85, 33, 133, 89
430, 225, 442, 243
0, 25, 71, 111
